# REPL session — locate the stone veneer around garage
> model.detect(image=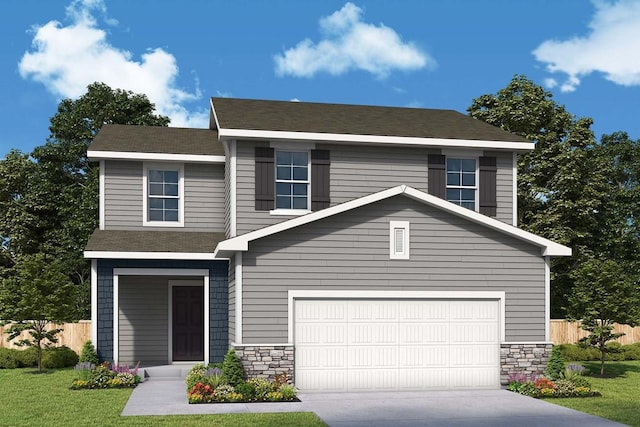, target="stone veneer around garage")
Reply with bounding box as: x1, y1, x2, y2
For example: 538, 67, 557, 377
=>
500, 342, 553, 386
234, 345, 295, 383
